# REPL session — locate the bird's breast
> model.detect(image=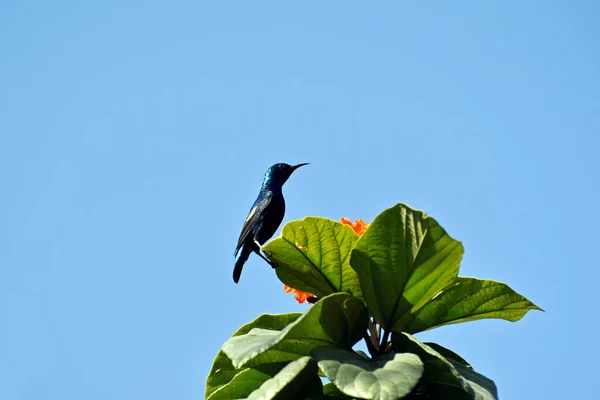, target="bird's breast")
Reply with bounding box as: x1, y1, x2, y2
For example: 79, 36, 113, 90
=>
256, 195, 285, 244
